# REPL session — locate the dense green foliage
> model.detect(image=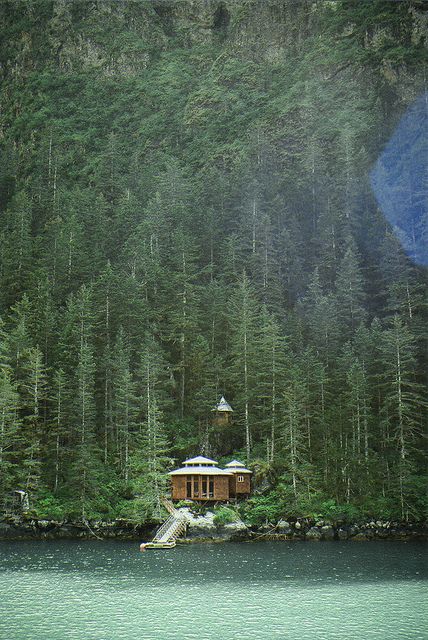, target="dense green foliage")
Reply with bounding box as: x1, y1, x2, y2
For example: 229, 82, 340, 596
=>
0, 0, 426, 523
